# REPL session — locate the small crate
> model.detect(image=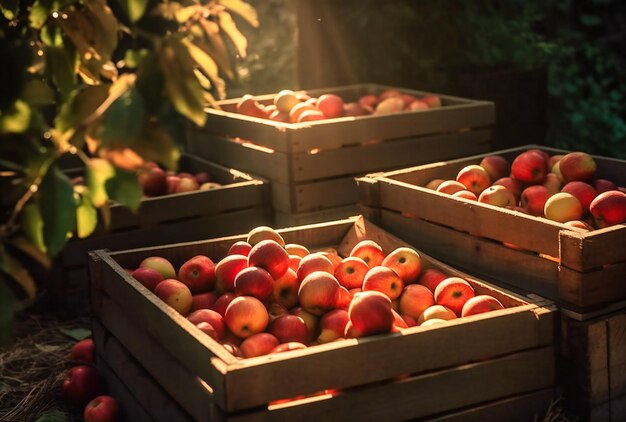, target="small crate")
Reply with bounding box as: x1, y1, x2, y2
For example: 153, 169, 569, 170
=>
187, 84, 494, 225
49, 154, 272, 314
559, 307, 626, 421
357, 145, 626, 312
88, 216, 555, 421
